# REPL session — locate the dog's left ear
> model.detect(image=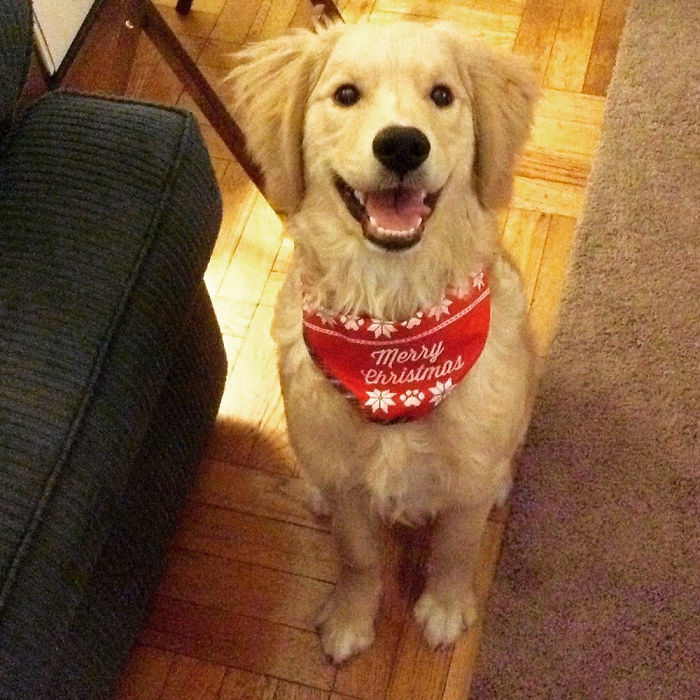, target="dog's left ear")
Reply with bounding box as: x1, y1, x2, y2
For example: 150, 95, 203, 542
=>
228, 27, 336, 215
449, 32, 539, 210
